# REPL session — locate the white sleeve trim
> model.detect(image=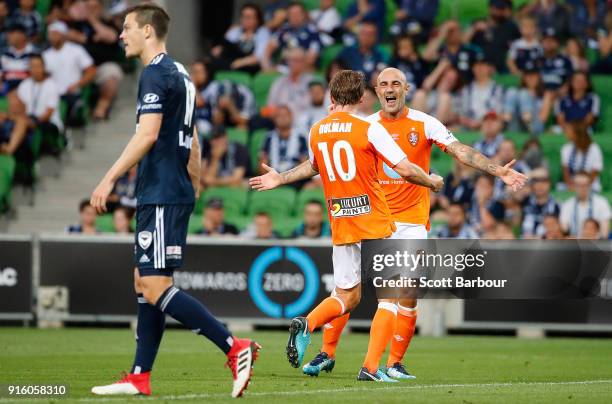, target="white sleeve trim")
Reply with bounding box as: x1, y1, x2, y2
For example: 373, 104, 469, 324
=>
366, 121, 406, 166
